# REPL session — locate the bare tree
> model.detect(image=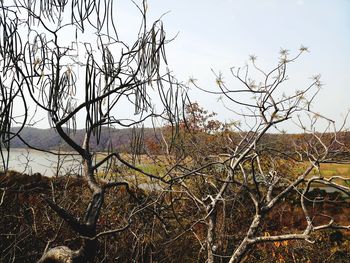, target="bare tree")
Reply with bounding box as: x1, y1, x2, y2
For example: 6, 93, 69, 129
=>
0, 0, 183, 261
167, 49, 350, 262
1, 0, 349, 262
